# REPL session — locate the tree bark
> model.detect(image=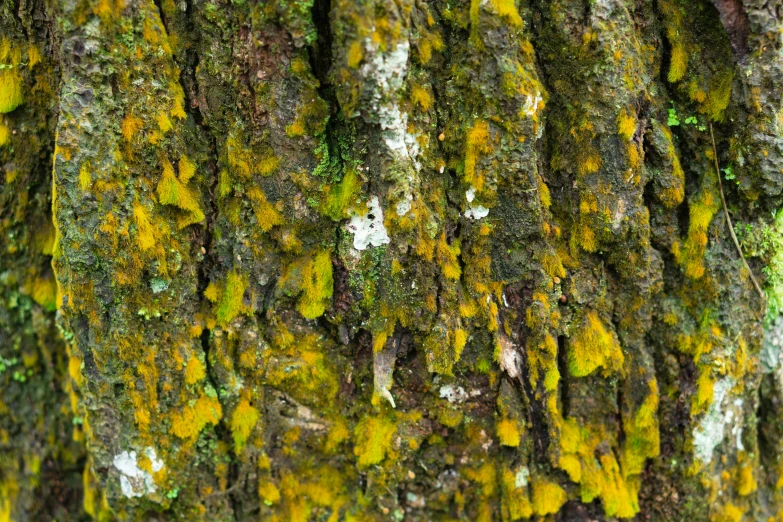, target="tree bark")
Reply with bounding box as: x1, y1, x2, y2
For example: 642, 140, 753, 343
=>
2, 0, 783, 520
